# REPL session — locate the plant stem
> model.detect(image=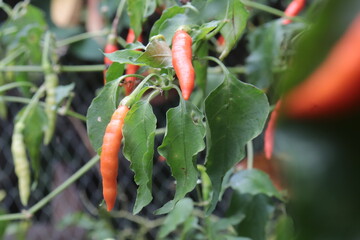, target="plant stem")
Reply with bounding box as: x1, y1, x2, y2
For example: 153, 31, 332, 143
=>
240, 0, 303, 22
60, 64, 105, 72
111, 0, 126, 35
202, 56, 229, 74
1, 96, 87, 122
0, 82, 36, 93
29, 155, 99, 214
56, 29, 109, 47
0, 46, 26, 66
18, 85, 46, 123
0, 155, 100, 222
246, 140, 254, 170
0, 64, 106, 72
